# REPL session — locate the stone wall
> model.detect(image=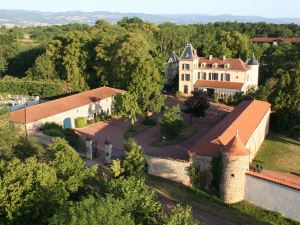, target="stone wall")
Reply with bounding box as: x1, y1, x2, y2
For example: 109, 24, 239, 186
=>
245, 173, 300, 222
146, 155, 191, 186
220, 155, 249, 204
